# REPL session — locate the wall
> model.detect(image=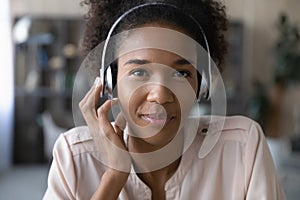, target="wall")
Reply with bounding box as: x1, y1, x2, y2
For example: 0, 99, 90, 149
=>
11, 0, 85, 17
226, 0, 300, 90
225, 0, 300, 136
